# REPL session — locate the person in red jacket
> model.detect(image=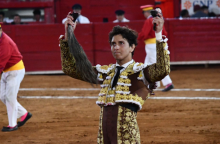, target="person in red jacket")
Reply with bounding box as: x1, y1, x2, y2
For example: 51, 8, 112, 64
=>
0, 24, 32, 132
138, 5, 174, 92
